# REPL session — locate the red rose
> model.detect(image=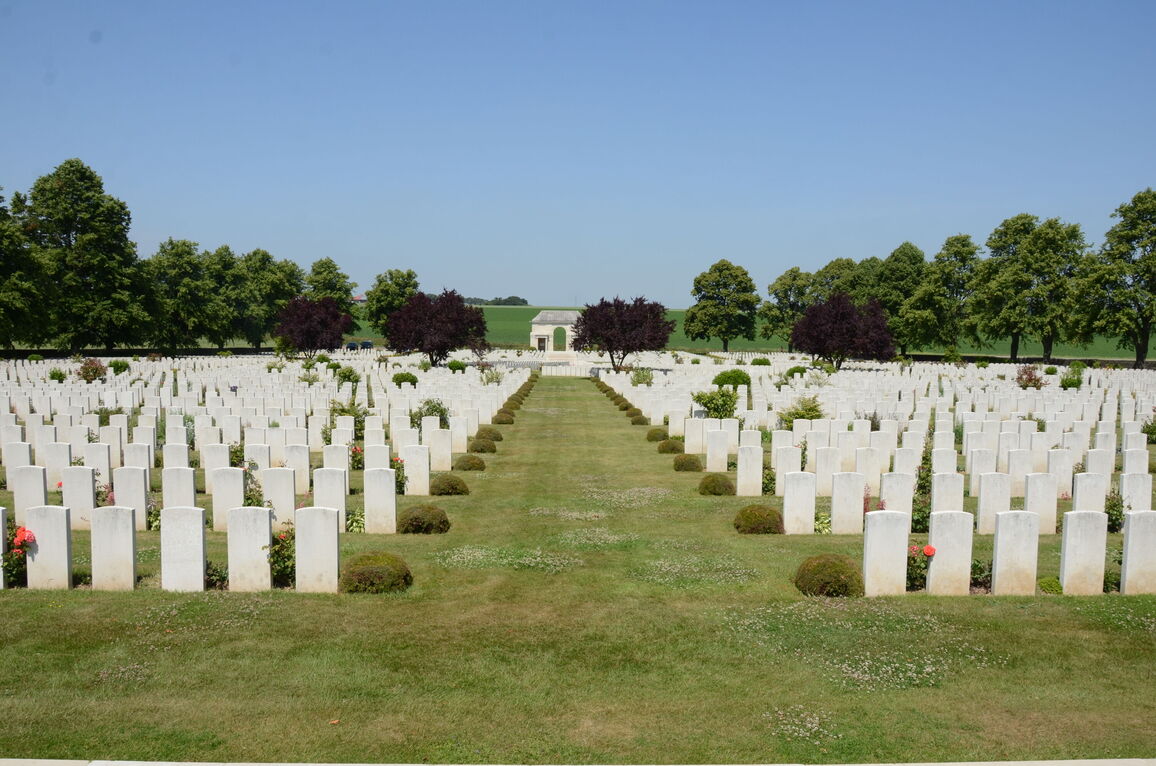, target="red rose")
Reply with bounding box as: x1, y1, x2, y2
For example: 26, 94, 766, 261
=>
923, 545, 936, 557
